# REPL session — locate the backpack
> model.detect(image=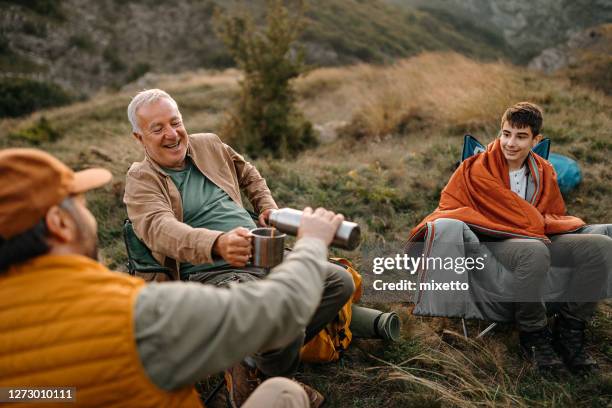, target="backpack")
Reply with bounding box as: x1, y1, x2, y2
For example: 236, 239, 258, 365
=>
300, 258, 363, 363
